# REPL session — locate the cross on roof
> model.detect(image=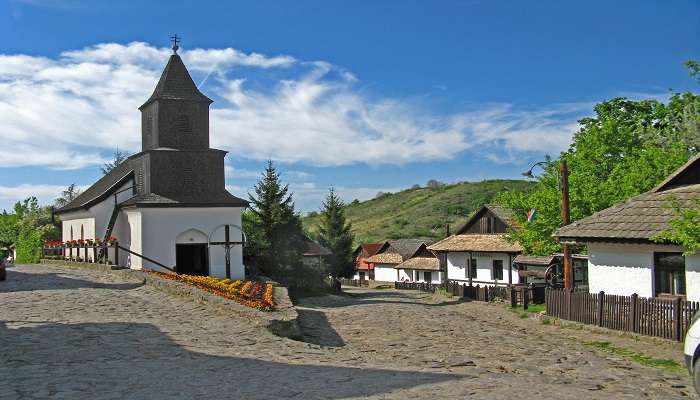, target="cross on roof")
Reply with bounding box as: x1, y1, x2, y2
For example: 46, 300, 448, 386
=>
170, 34, 181, 54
